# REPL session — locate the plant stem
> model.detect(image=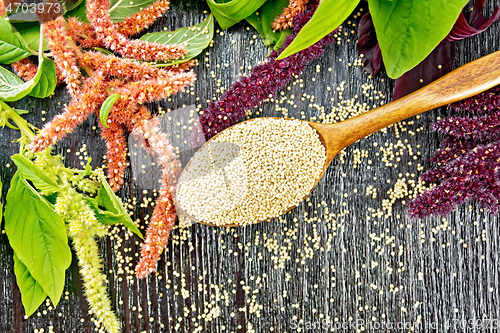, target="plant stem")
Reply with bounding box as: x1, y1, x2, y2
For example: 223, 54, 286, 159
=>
0, 101, 35, 140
